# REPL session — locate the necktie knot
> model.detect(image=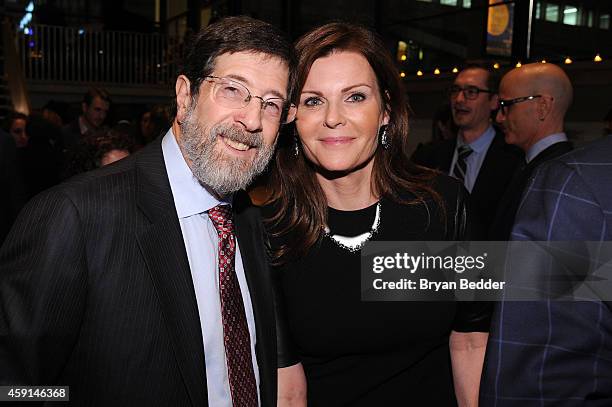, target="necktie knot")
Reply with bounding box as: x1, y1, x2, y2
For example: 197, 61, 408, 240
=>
452, 144, 473, 183
457, 145, 473, 160
208, 205, 234, 235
